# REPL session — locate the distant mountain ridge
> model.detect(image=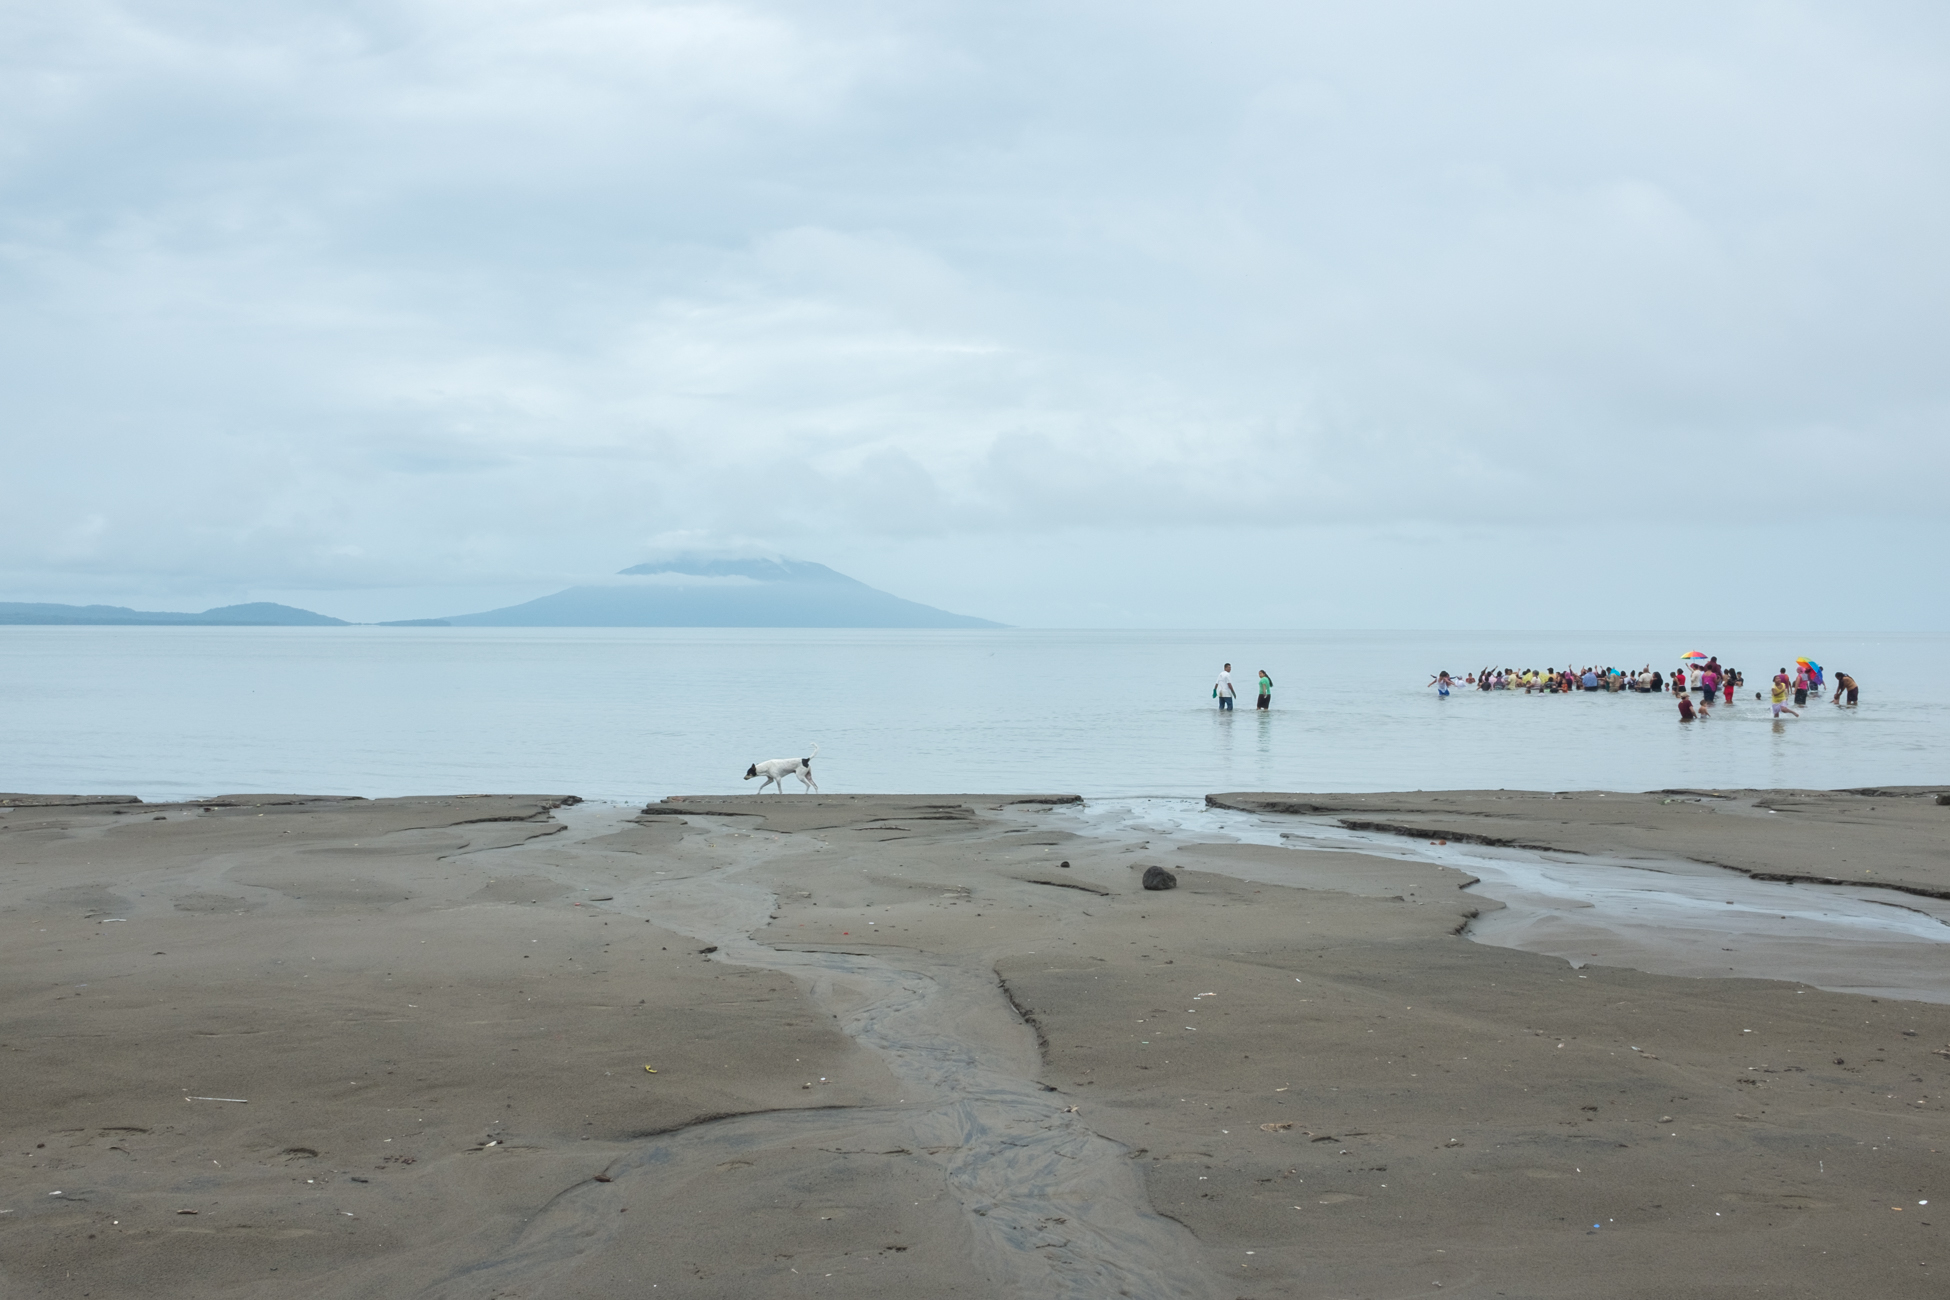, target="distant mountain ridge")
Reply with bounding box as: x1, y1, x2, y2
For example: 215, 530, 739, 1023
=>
2, 558, 1002, 628
410, 556, 1002, 628
0, 601, 347, 627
